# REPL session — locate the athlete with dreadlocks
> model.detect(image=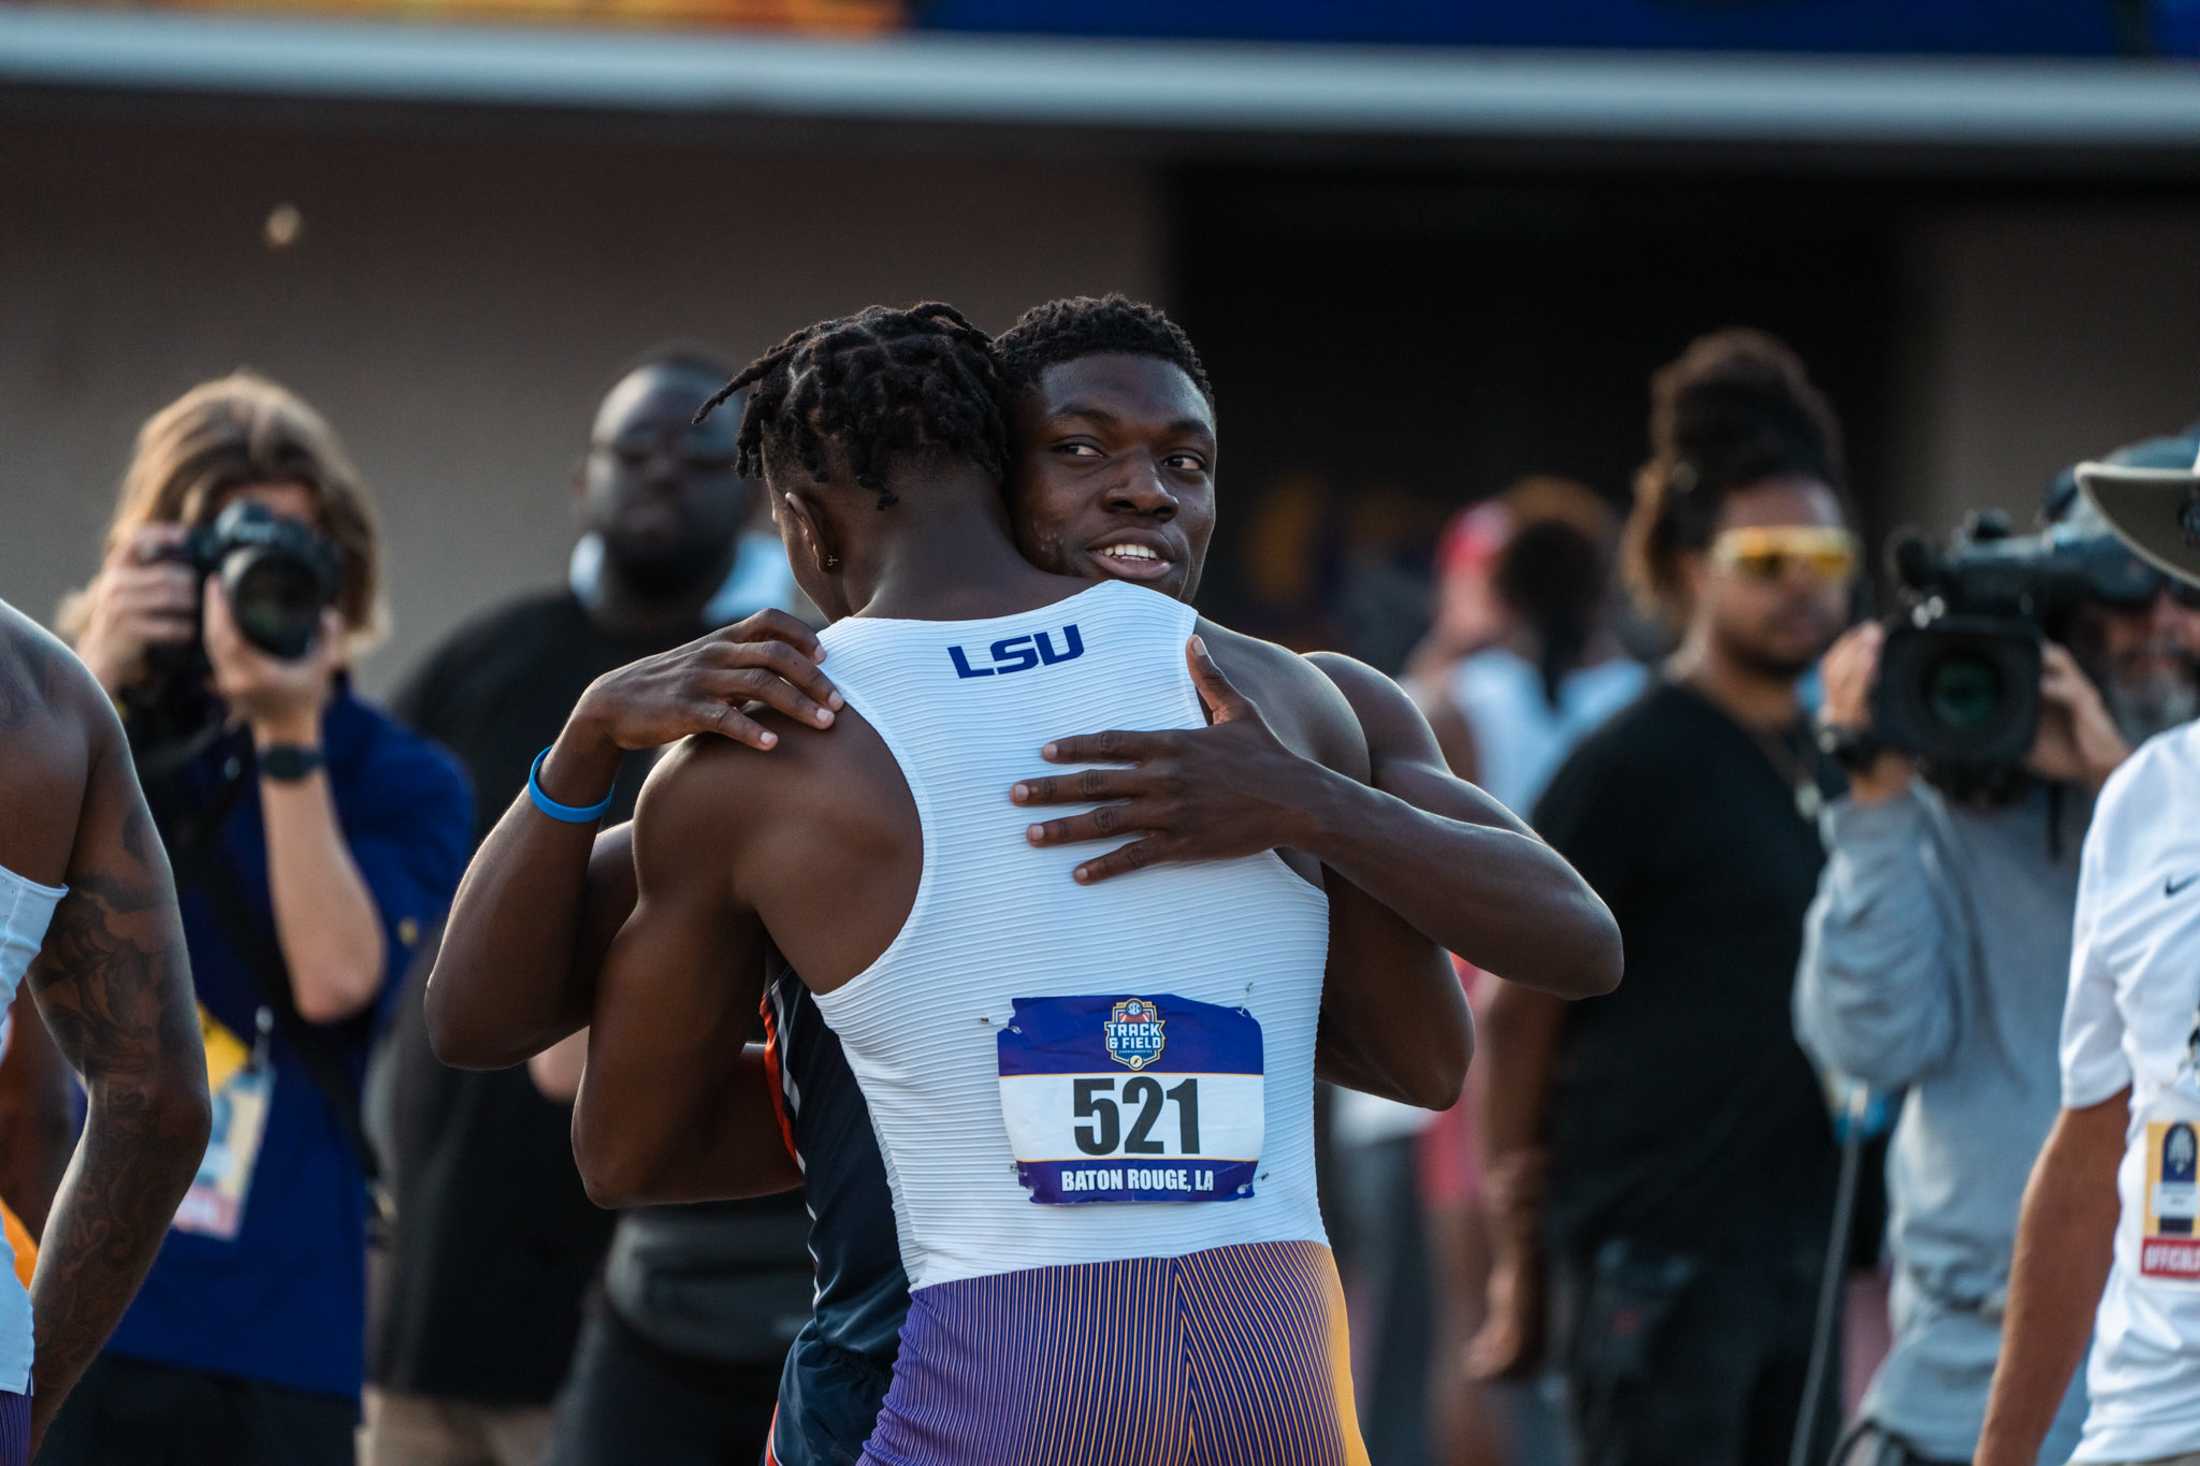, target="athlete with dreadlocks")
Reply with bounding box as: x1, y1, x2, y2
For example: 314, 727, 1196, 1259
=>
430, 297, 1618, 1465
578, 297, 1390, 1464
